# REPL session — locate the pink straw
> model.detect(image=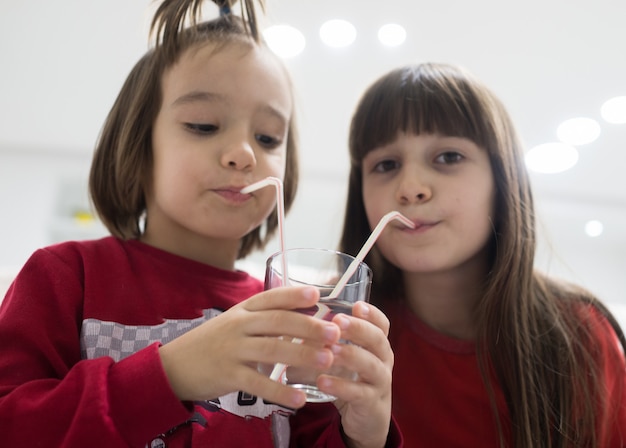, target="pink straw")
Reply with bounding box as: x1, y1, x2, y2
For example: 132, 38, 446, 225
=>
240, 177, 289, 285
241, 177, 293, 383
328, 211, 415, 298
